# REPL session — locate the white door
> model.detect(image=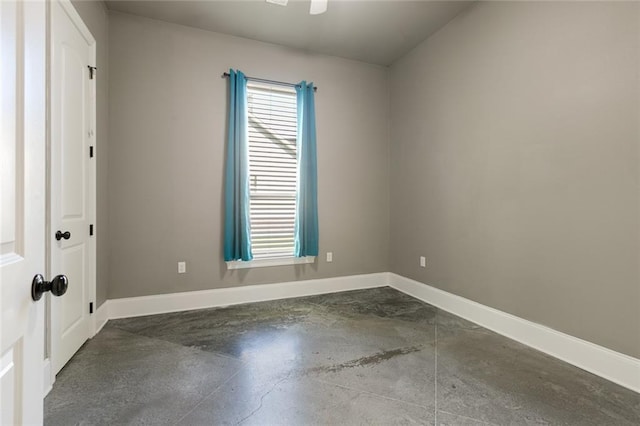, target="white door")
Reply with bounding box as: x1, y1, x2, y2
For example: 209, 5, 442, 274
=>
49, 0, 96, 375
0, 0, 46, 424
